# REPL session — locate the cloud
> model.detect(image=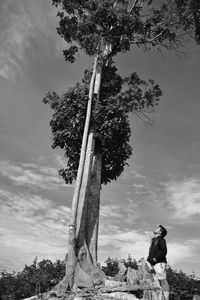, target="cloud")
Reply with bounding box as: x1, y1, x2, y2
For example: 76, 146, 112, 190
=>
165, 178, 200, 222
98, 228, 150, 262
132, 183, 145, 189
0, 188, 71, 271
100, 204, 123, 218
167, 241, 197, 266
130, 169, 147, 179
98, 203, 199, 270
0, 0, 59, 80
0, 160, 73, 190
0, 189, 50, 219
99, 203, 151, 261
0, 188, 71, 225
100, 201, 140, 229
98, 224, 198, 271
53, 155, 67, 168
0, 186, 198, 273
